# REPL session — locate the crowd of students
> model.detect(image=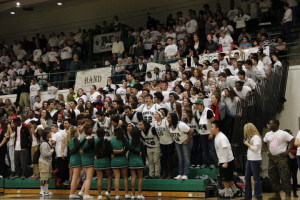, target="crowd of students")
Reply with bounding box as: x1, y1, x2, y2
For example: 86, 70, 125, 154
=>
0, 1, 298, 200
